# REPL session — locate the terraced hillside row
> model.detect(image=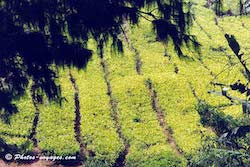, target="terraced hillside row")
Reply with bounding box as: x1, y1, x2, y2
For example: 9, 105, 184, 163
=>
1, 0, 250, 166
